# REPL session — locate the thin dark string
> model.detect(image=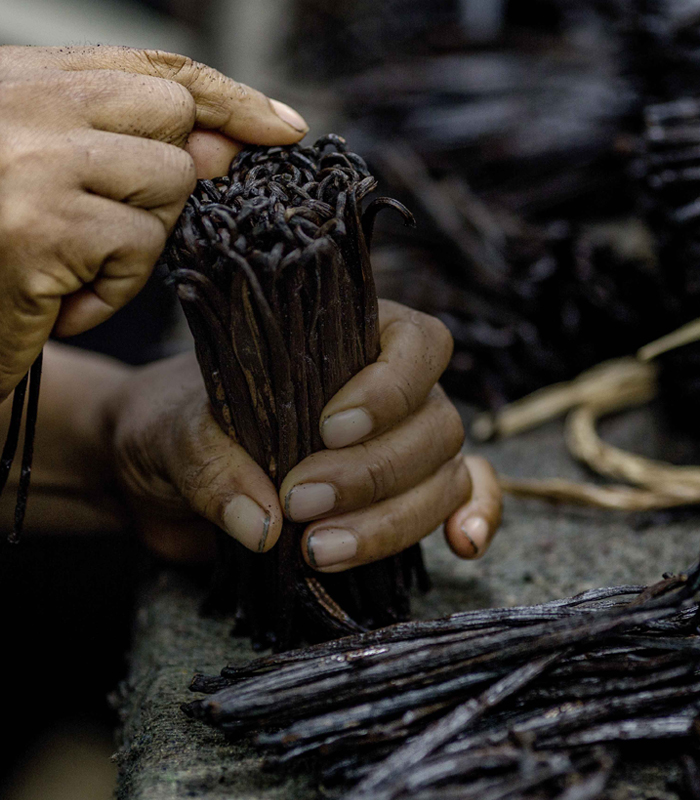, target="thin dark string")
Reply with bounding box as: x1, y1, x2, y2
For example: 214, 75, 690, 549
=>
8, 351, 43, 544
1, 352, 43, 544
0, 371, 29, 498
